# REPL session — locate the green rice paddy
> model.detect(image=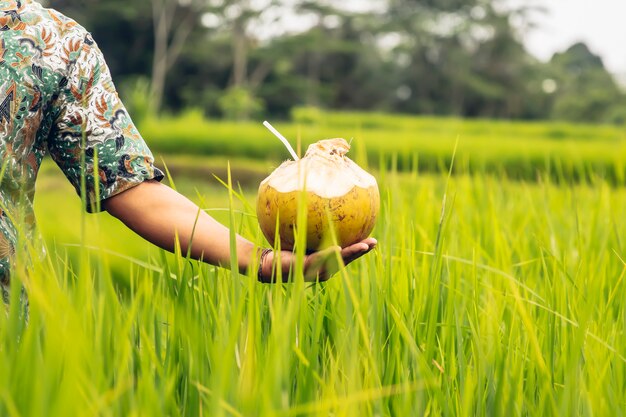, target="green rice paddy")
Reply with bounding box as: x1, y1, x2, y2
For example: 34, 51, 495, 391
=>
1, 113, 625, 416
